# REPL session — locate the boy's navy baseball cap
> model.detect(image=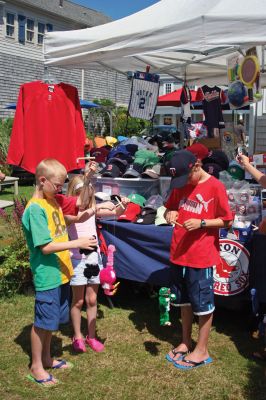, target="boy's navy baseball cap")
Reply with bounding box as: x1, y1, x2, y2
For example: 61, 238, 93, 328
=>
166, 150, 196, 189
